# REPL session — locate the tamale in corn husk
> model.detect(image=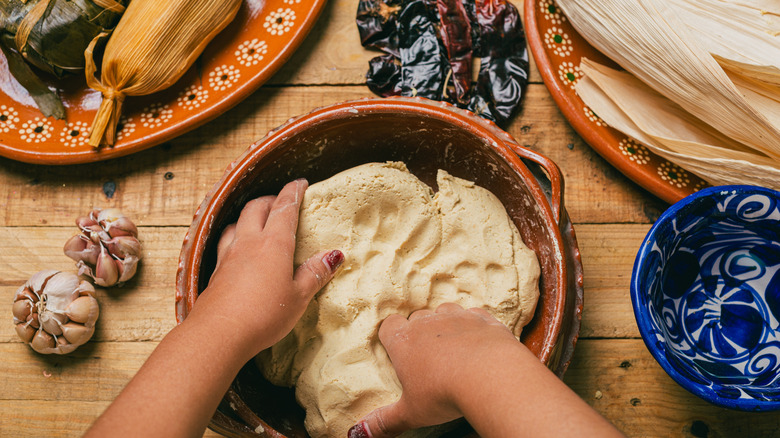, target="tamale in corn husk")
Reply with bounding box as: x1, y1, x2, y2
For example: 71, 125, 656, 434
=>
557, 0, 780, 189
86, 0, 242, 147
0, 0, 126, 118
